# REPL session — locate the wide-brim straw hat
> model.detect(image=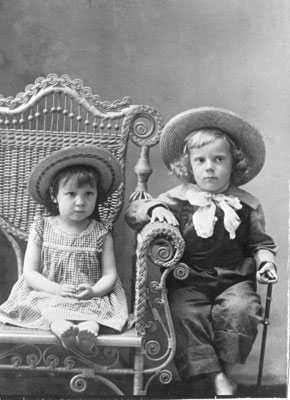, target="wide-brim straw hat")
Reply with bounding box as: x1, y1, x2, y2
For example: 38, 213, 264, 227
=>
160, 106, 265, 186
28, 146, 123, 204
